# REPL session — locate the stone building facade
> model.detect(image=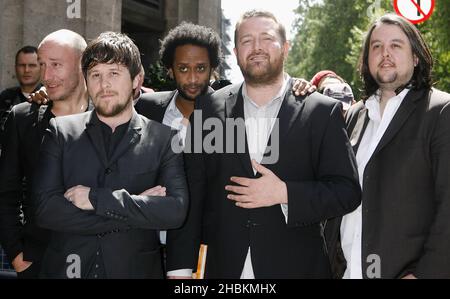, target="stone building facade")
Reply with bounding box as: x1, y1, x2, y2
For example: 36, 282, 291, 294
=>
0, 0, 223, 90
